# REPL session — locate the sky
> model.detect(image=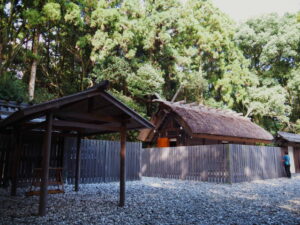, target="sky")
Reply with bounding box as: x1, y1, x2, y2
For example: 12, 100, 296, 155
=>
211, 0, 300, 22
